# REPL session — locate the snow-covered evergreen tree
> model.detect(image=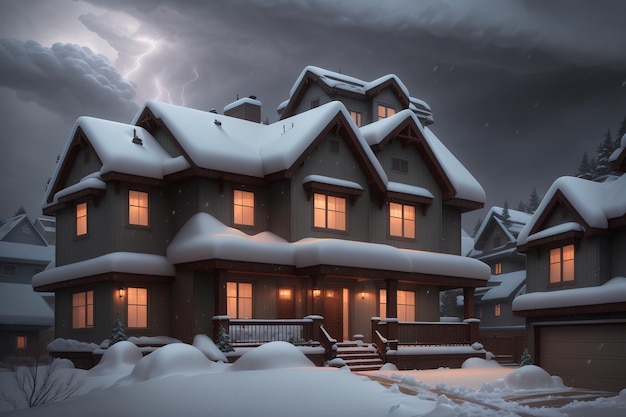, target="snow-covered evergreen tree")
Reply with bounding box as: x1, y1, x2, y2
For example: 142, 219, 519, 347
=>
109, 315, 127, 346
576, 151, 592, 178
520, 348, 533, 366
594, 130, 614, 177
502, 200, 511, 229
215, 325, 234, 352
527, 188, 540, 214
